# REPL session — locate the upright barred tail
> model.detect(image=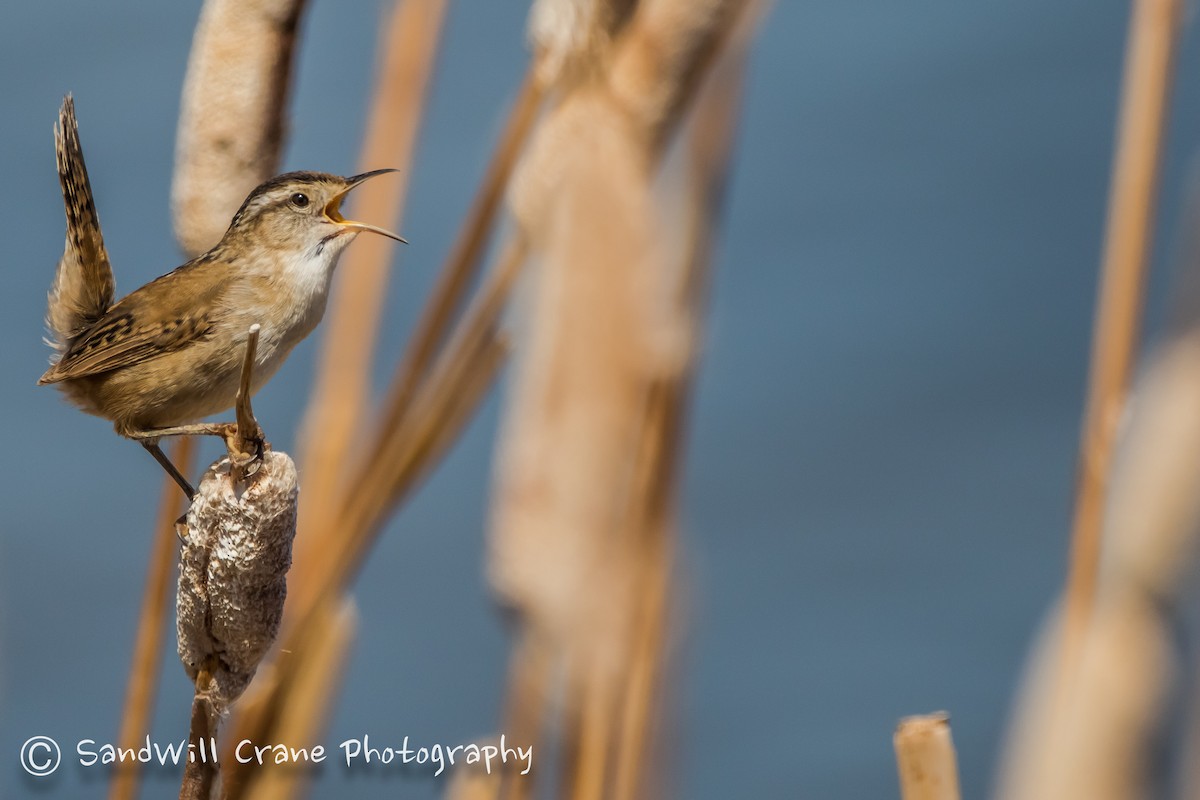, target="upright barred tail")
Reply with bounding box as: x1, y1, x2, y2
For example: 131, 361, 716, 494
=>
46, 94, 114, 355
